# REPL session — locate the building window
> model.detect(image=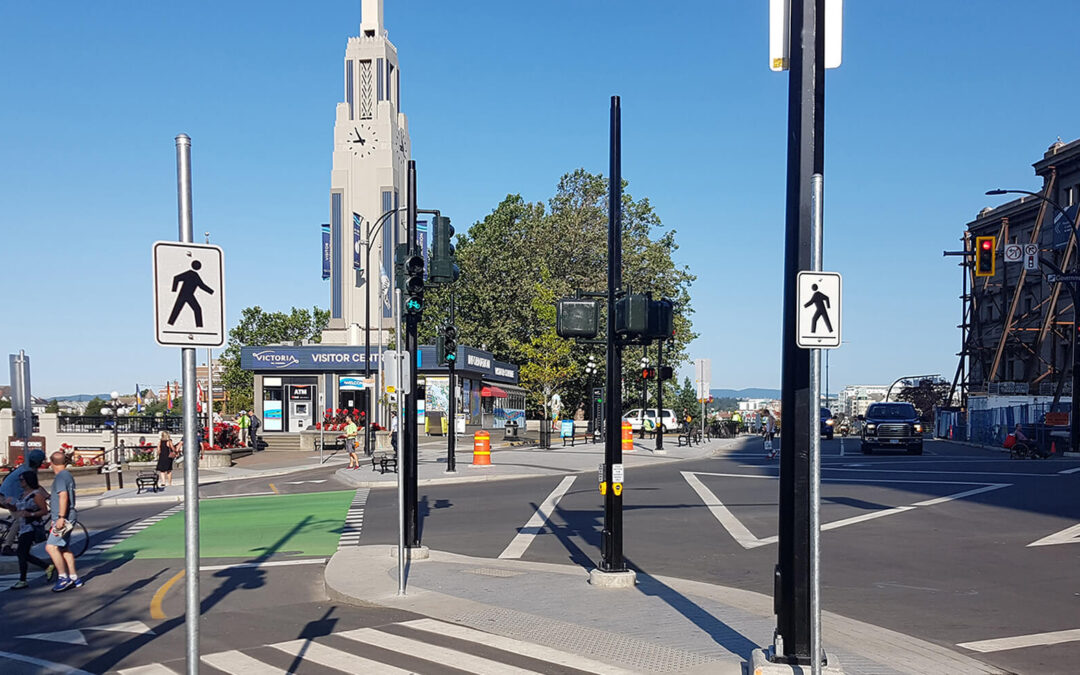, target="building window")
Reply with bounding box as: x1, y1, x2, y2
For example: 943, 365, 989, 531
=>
346, 60, 354, 120
395, 68, 400, 113
388, 63, 394, 106
331, 192, 343, 319
377, 58, 384, 101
